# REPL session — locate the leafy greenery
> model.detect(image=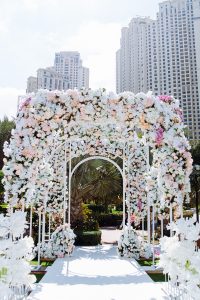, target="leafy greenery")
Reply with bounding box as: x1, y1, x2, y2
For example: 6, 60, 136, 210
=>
190, 141, 200, 165
0, 116, 15, 170
97, 213, 122, 227
74, 231, 102, 246
0, 170, 4, 201
137, 259, 159, 267
70, 157, 123, 226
